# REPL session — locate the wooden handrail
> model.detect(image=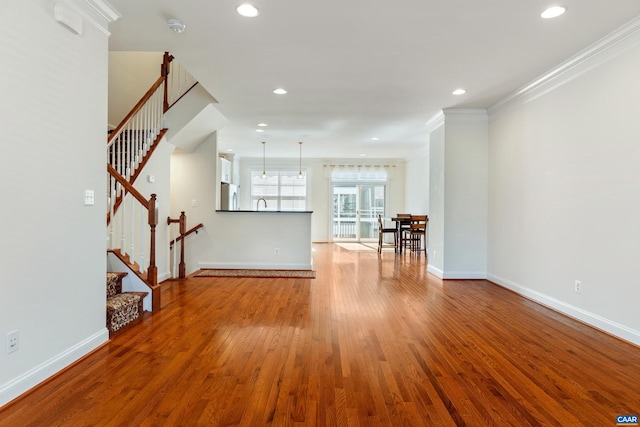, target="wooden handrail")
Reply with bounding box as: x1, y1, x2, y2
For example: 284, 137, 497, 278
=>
108, 75, 165, 144
166, 82, 199, 111
107, 164, 150, 208
169, 223, 204, 246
